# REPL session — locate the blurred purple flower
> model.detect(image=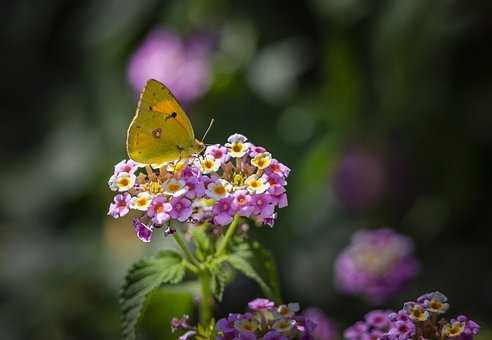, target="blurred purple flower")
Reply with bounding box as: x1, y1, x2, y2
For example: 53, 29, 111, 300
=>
303, 308, 337, 340
334, 228, 419, 303
248, 298, 275, 311
334, 148, 386, 212
127, 28, 212, 103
